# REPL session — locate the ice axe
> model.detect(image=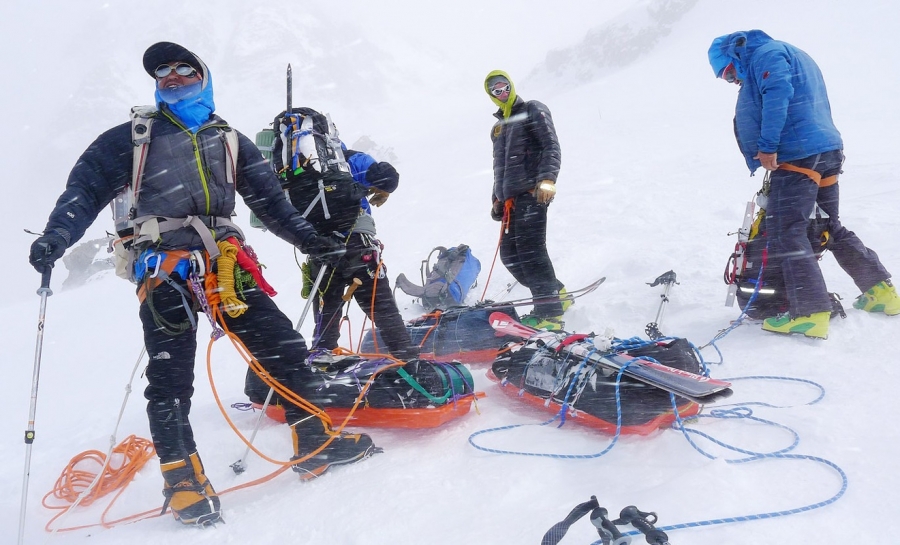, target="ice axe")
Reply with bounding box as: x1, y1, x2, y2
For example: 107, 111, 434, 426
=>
645, 270, 678, 340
